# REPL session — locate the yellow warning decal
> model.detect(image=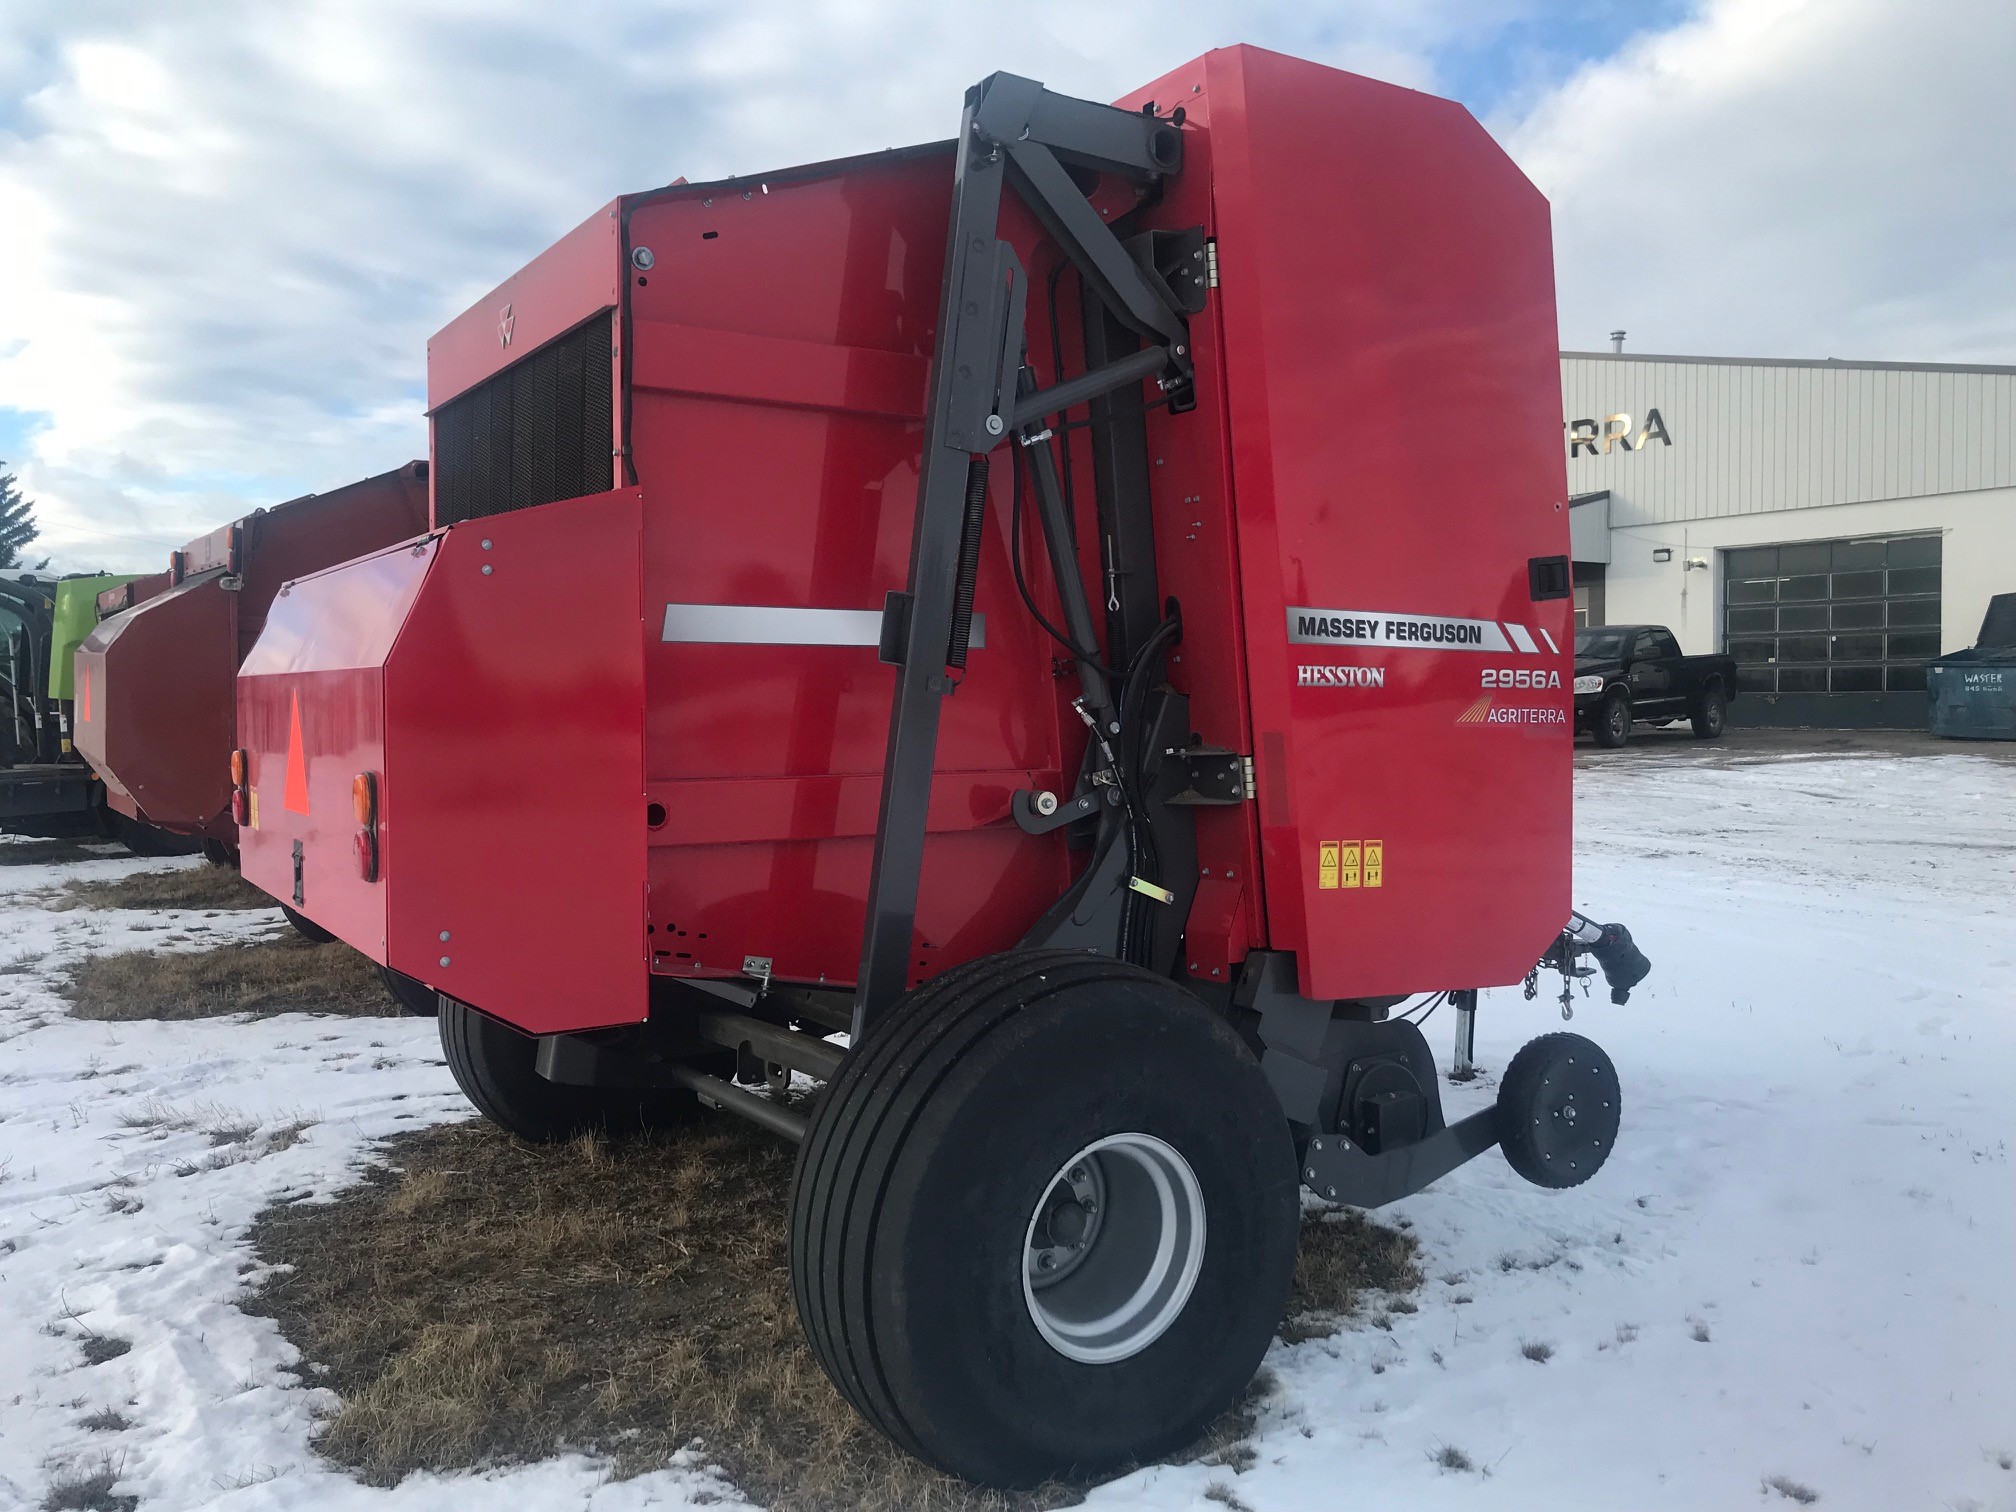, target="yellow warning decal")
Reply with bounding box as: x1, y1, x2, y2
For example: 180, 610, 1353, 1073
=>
248, 789, 260, 831
1318, 841, 1341, 889
1363, 840, 1384, 888
1340, 842, 1363, 888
